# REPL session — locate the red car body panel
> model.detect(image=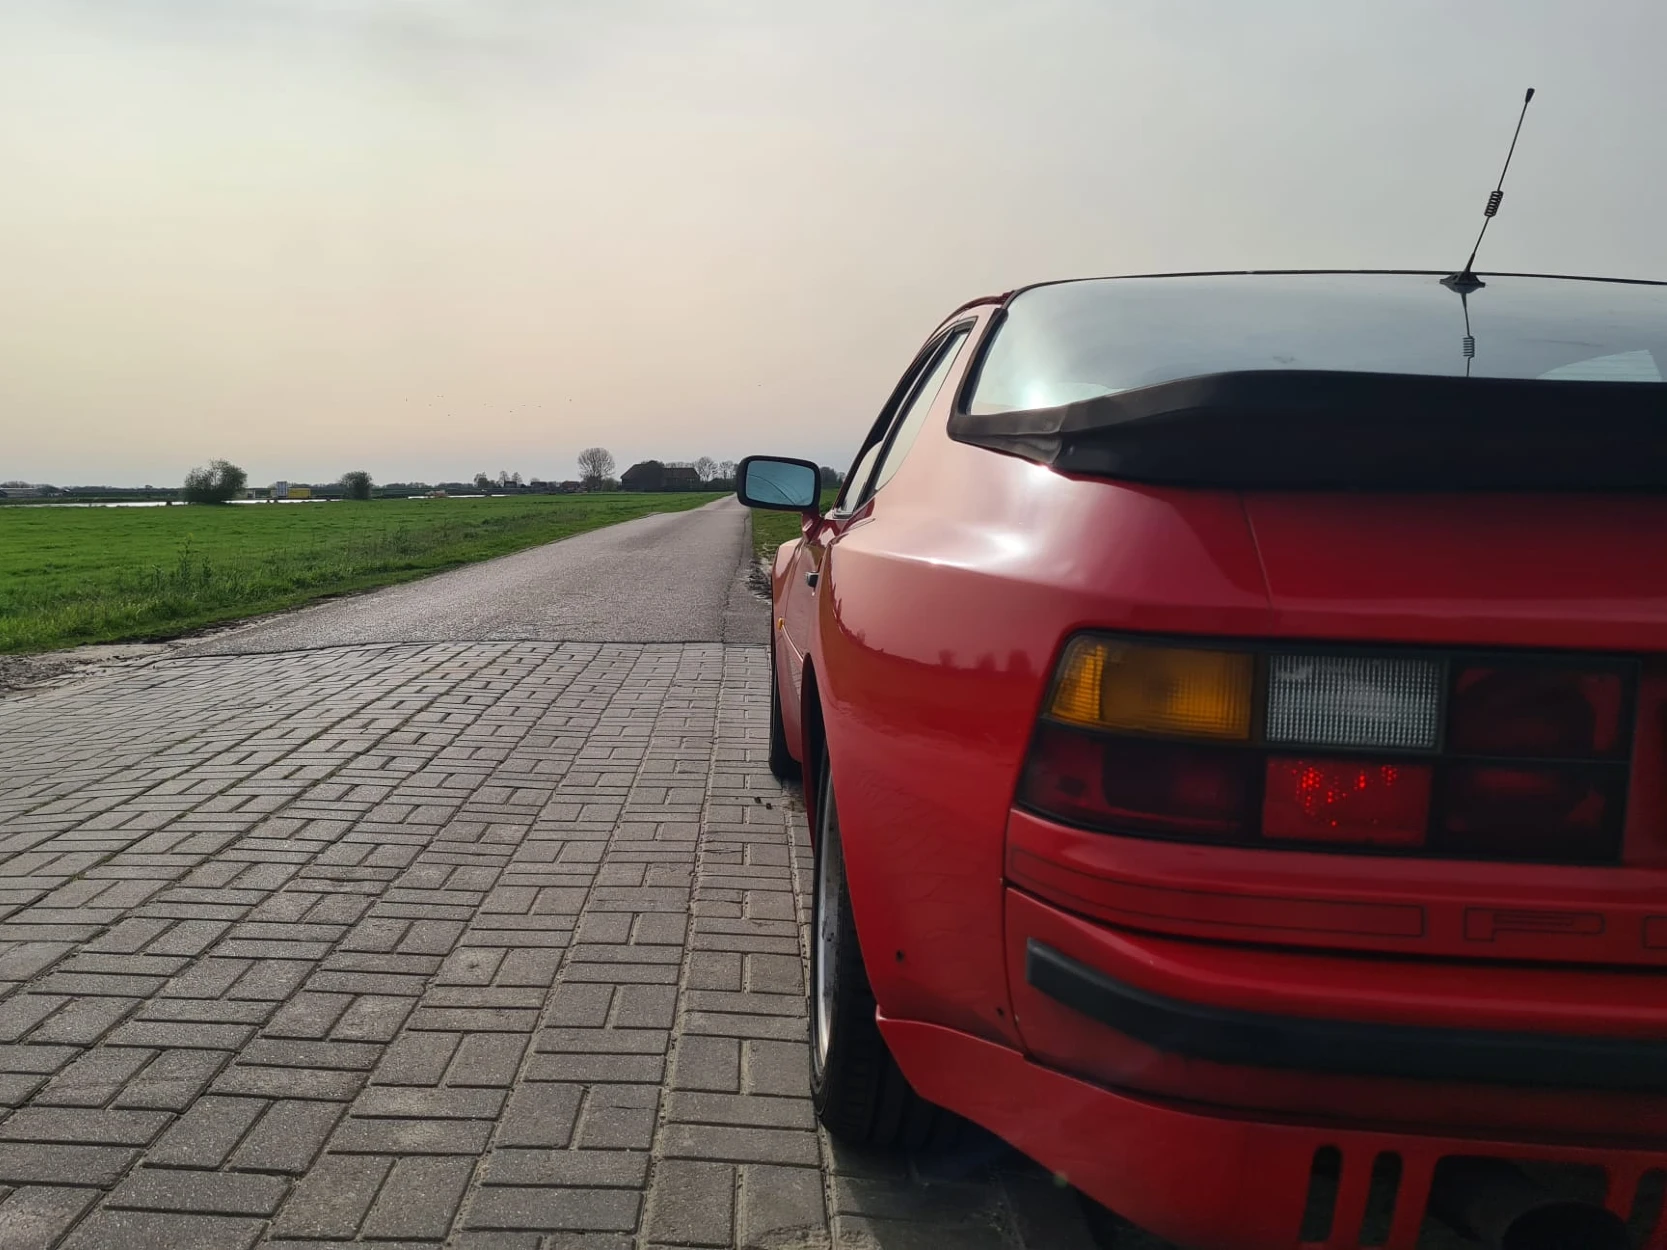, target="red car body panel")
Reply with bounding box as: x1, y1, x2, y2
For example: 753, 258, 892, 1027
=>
882, 1016, 1666, 1250
763, 281, 1667, 1247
